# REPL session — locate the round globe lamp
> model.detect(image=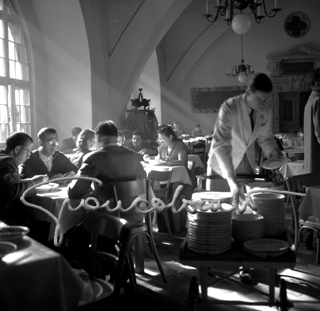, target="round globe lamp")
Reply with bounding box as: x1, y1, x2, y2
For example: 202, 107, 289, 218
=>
238, 72, 247, 83
232, 14, 252, 34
